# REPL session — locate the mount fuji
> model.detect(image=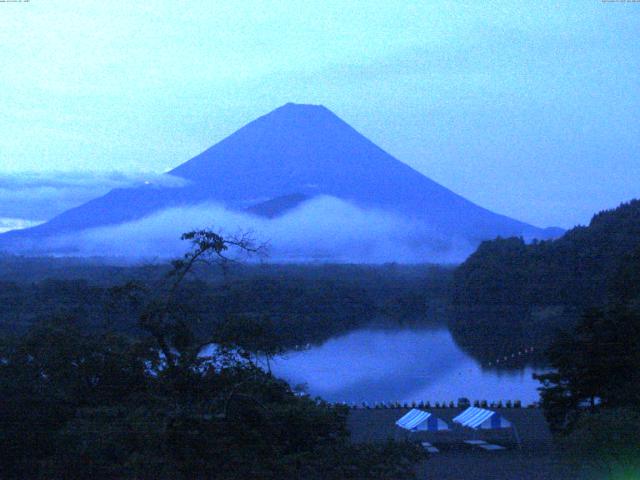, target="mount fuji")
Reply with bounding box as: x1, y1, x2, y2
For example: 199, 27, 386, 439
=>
0, 103, 561, 261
